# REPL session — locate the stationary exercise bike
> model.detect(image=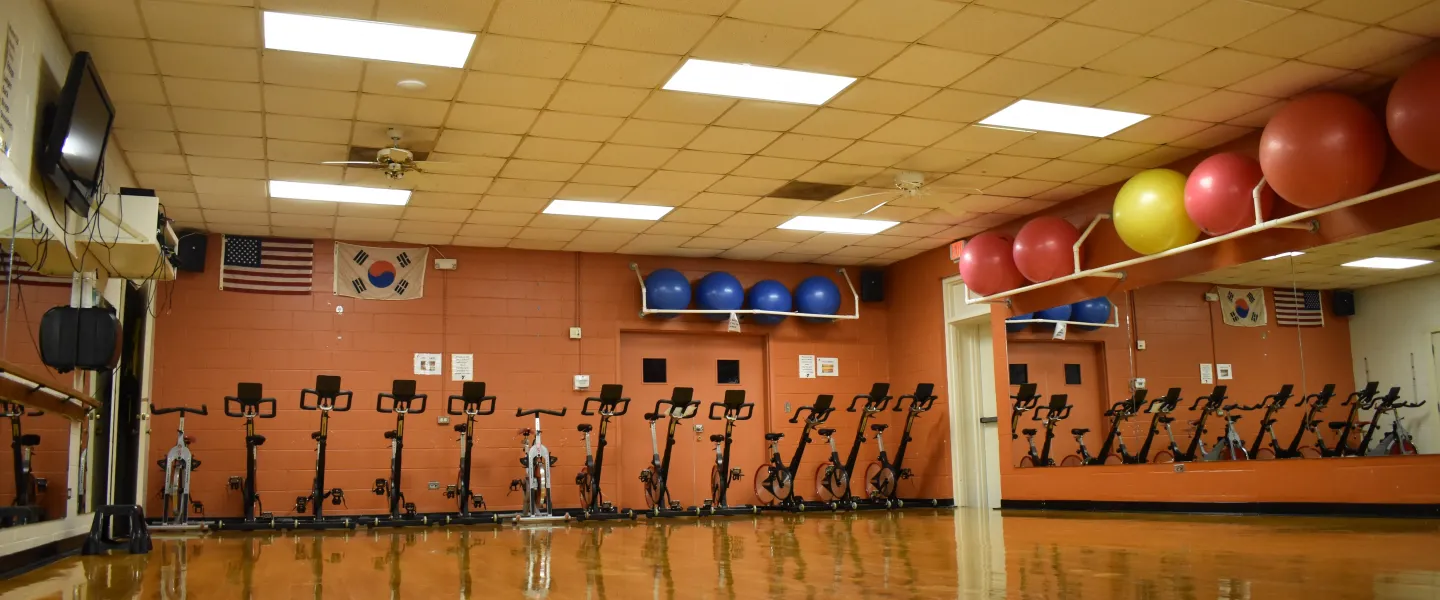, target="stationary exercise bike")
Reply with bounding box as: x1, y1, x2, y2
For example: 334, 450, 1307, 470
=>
295, 375, 352, 518
511, 407, 566, 522
3, 401, 44, 525
576, 384, 630, 515
1350, 386, 1405, 455
1267, 383, 1336, 459
1237, 384, 1295, 460
704, 389, 753, 512
1133, 388, 1183, 463
755, 395, 835, 510
1062, 389, 1146, 466
638, 387, 699, 514
1009, 382, 1040, 442
1017, 394, 1071, 467
1161, 385, 1232, 463
1369, 390, 1424, 456
816, 383, 892, 508
446, 381, 495, 516
151, 401, 208, 526
372, 380, 427, 519
865, 383, 936, 505
1319, 381, 1382, 457
223, 383, 276, 521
